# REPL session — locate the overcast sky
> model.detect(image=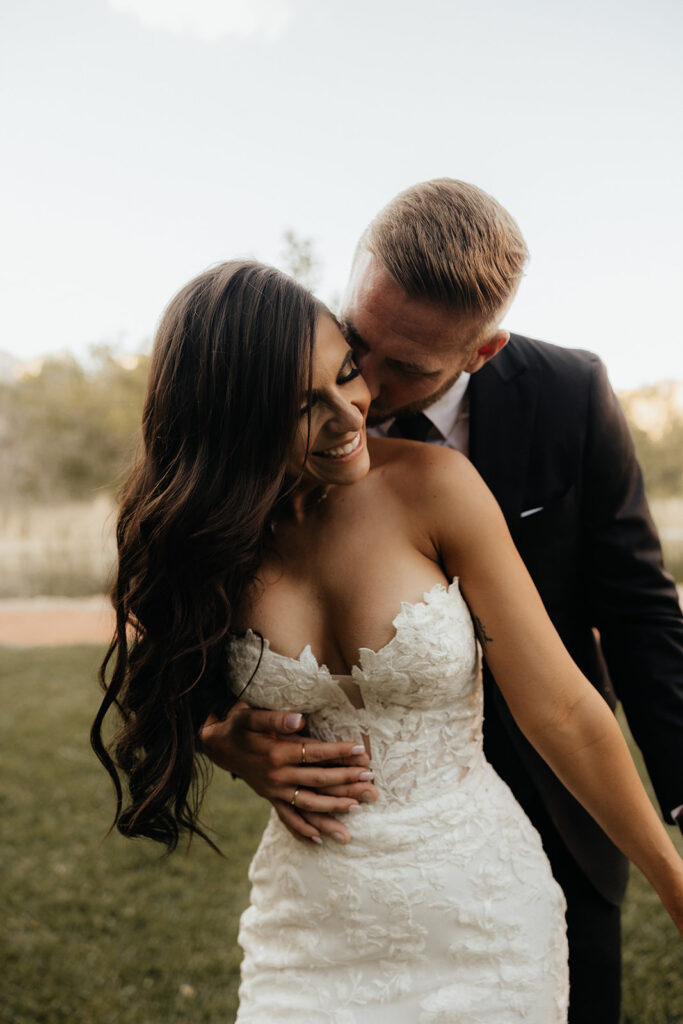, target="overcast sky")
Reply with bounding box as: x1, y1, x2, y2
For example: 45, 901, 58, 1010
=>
2, 0, 682, 388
